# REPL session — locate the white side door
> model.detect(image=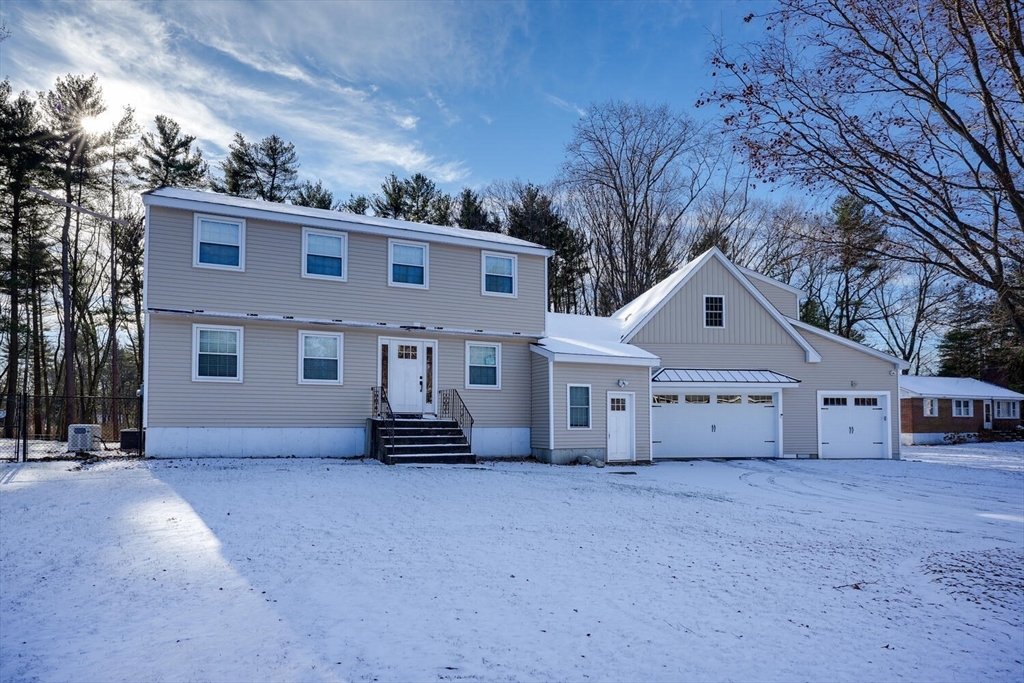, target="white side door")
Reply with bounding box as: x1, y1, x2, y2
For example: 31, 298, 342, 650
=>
983, 400, 993, 429
388, 341, 424, 414
607, 392, 635, 462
